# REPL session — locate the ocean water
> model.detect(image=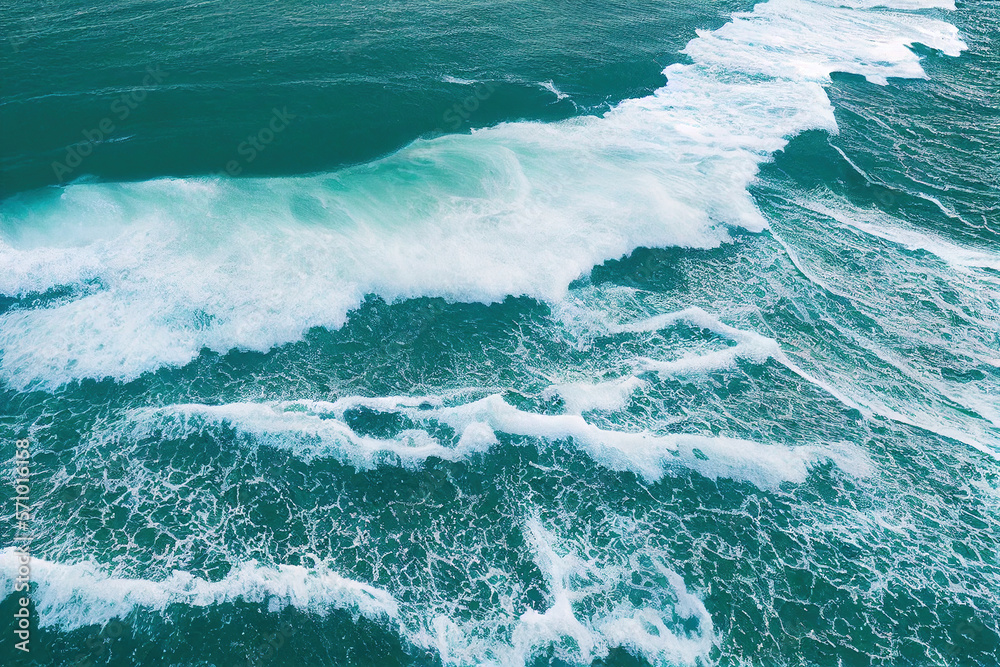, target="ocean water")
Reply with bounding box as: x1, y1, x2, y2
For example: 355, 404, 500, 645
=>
1, 0, 998, 665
